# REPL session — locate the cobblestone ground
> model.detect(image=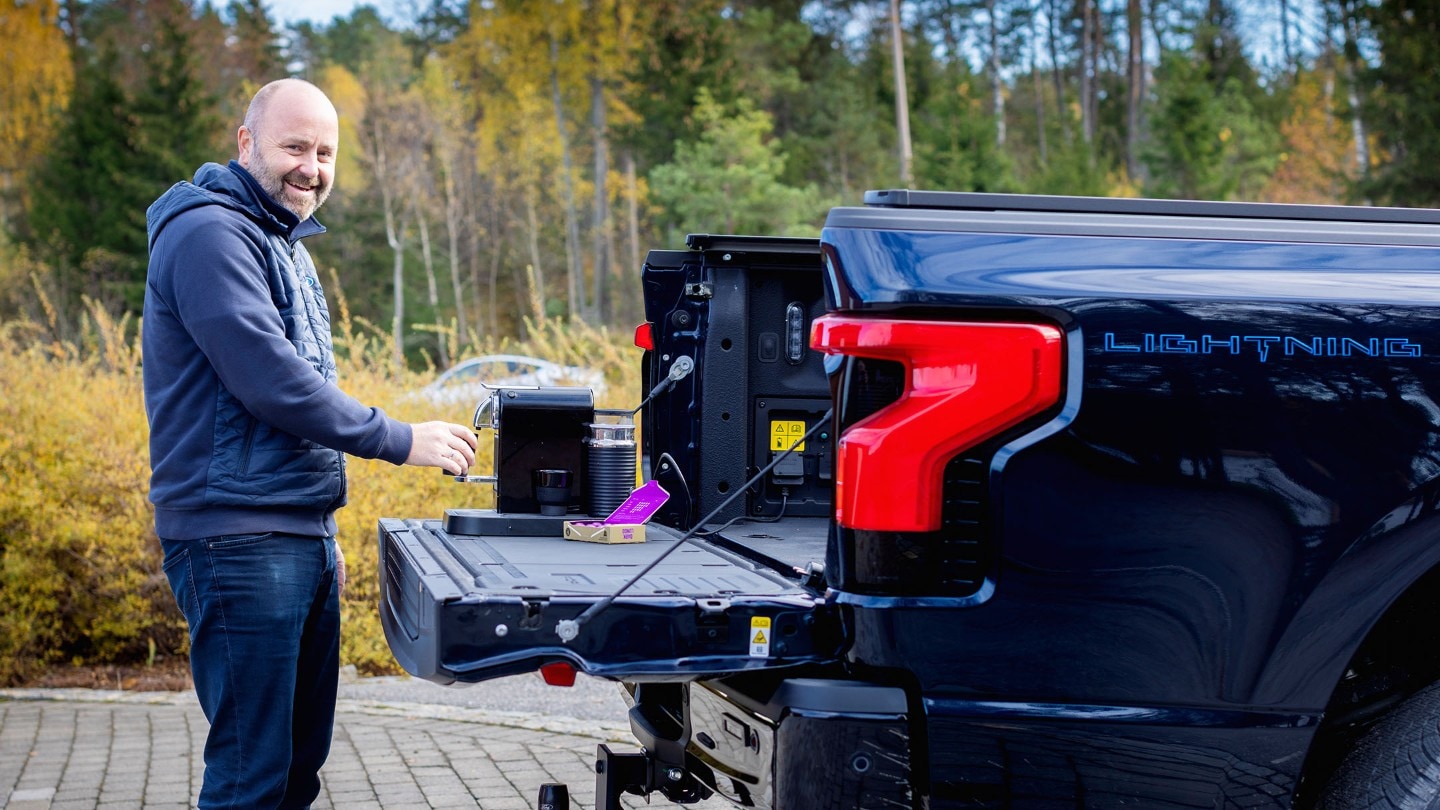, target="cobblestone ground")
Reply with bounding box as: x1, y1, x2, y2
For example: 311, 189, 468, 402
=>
0, 696, 733, 810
